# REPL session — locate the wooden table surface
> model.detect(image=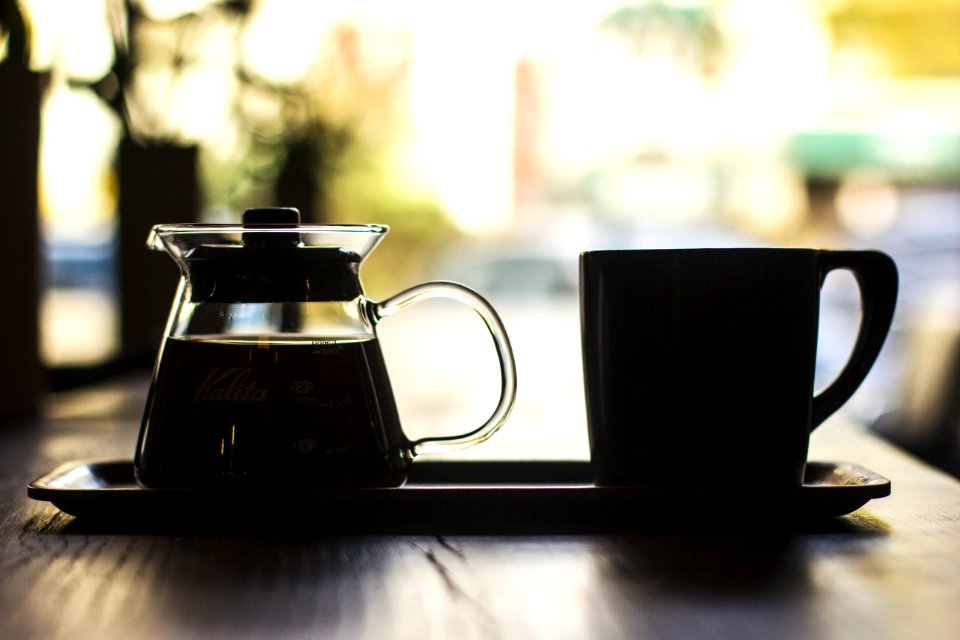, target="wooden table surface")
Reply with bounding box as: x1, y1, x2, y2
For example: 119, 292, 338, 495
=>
2, 376, 959, 640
